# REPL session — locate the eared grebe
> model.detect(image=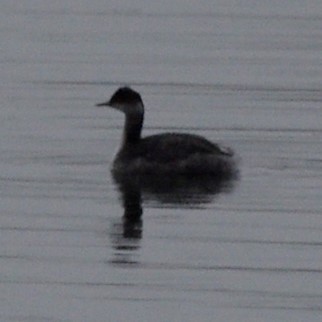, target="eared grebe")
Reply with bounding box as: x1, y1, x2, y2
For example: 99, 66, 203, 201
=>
96, 87, 236, 177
